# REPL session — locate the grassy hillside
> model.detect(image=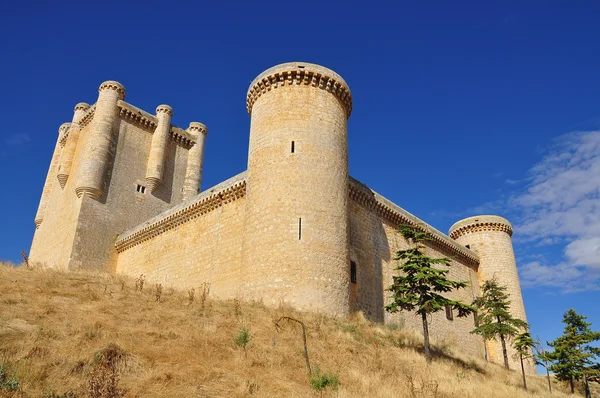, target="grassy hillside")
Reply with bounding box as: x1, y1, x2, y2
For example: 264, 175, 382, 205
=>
0, 262, 573, 397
